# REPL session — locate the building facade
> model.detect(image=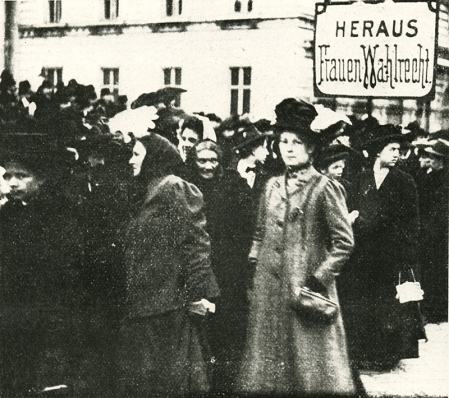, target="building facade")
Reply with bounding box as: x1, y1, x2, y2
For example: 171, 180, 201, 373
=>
3, 0, 449, 130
